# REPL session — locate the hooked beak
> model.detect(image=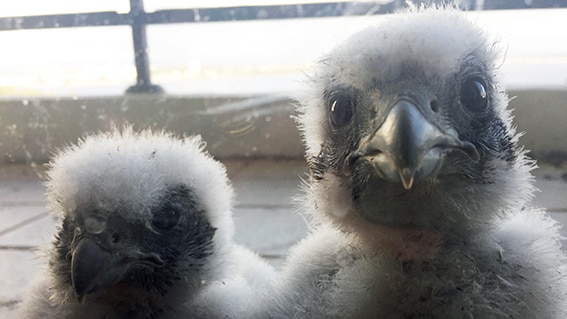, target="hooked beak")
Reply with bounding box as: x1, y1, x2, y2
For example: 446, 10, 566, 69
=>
351, 99, 479, 189
71, 235, 165, 303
